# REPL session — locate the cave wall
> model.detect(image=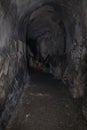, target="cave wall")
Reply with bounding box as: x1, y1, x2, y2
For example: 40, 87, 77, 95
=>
0, 1, 27, 126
